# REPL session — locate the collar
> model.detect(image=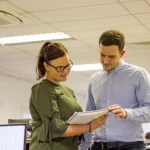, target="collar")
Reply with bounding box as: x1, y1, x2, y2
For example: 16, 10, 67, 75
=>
103, 59, 126, 74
